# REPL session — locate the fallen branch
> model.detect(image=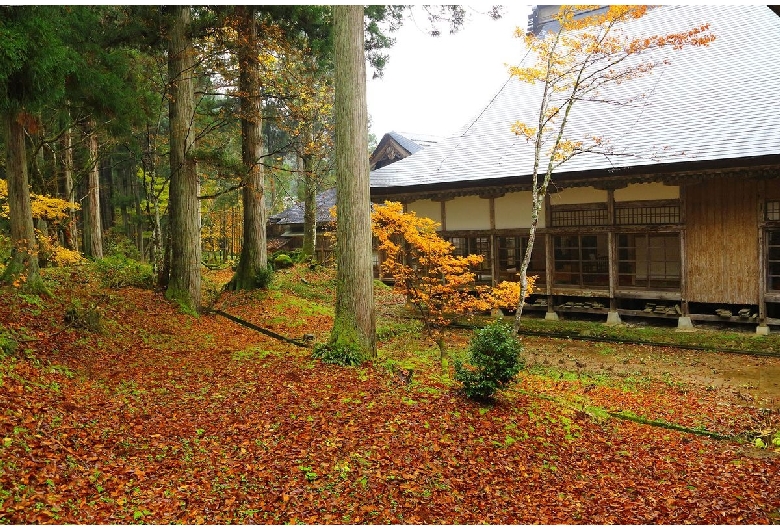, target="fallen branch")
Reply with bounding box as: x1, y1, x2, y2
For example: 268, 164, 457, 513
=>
208, 309, 310, 348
